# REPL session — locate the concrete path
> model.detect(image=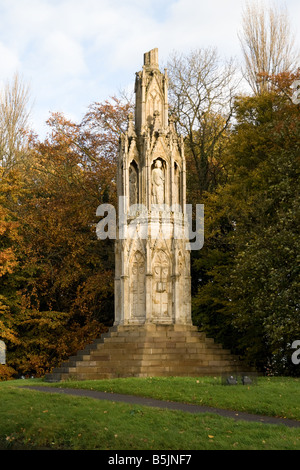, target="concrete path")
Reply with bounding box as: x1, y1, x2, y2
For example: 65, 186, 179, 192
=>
23, 385, 300, 429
